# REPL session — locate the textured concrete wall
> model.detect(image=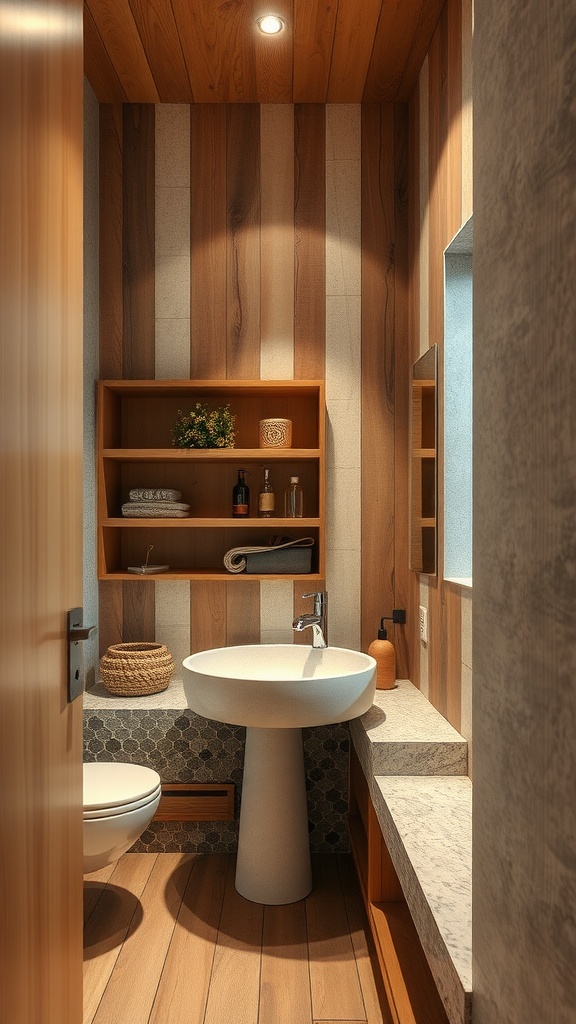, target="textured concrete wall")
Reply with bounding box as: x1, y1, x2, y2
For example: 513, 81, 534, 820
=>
473, 1, 576, 1020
